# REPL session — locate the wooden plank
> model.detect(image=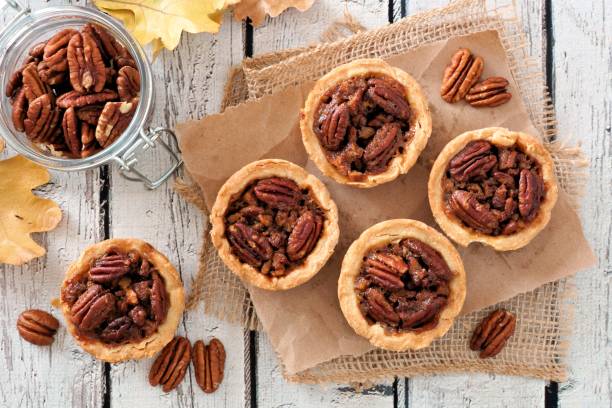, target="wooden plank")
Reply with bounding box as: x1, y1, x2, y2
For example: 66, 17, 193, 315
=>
0, 1, 105, 407
107, 13, 249, 408
250, 1, 395, 407
403, 0, 546, 406
551, 1, 611, 406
